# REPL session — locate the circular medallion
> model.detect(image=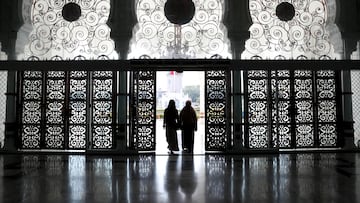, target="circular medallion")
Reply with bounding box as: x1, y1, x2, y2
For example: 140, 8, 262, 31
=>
276, 2, 295, 22
62, 3, 82, 22
164, 0, 195, 25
